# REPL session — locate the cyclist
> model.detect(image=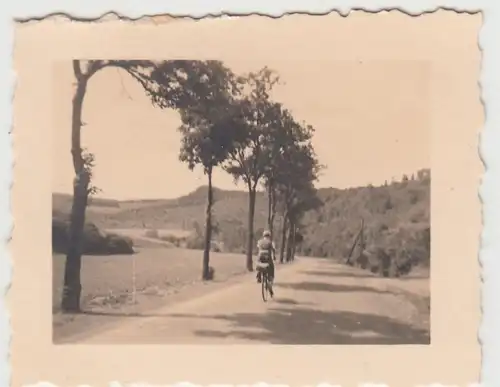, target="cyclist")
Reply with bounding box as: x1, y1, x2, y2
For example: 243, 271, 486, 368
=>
256, 230, 276, 290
